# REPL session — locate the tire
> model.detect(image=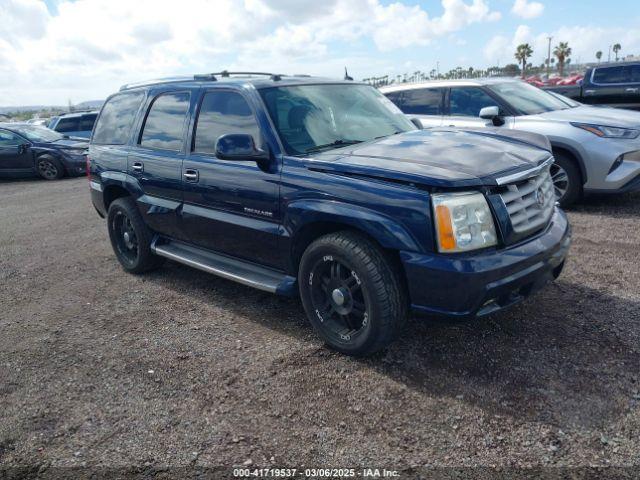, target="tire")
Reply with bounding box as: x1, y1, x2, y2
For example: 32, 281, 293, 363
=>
37, 155, 64, 180
551, 152, 582, 208
107, 197, 165, 274
298, 231, 408, 356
